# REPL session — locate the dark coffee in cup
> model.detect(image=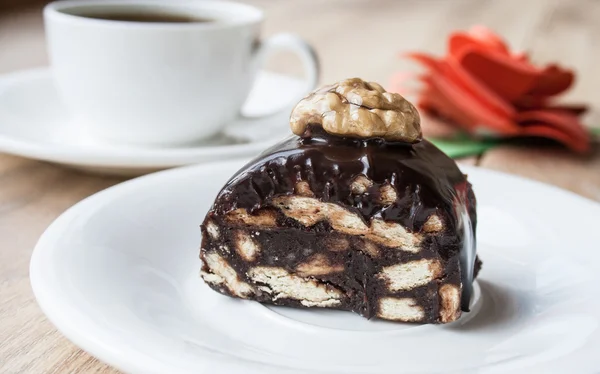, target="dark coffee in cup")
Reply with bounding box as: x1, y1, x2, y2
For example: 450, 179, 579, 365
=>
79, 12, 214, 23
